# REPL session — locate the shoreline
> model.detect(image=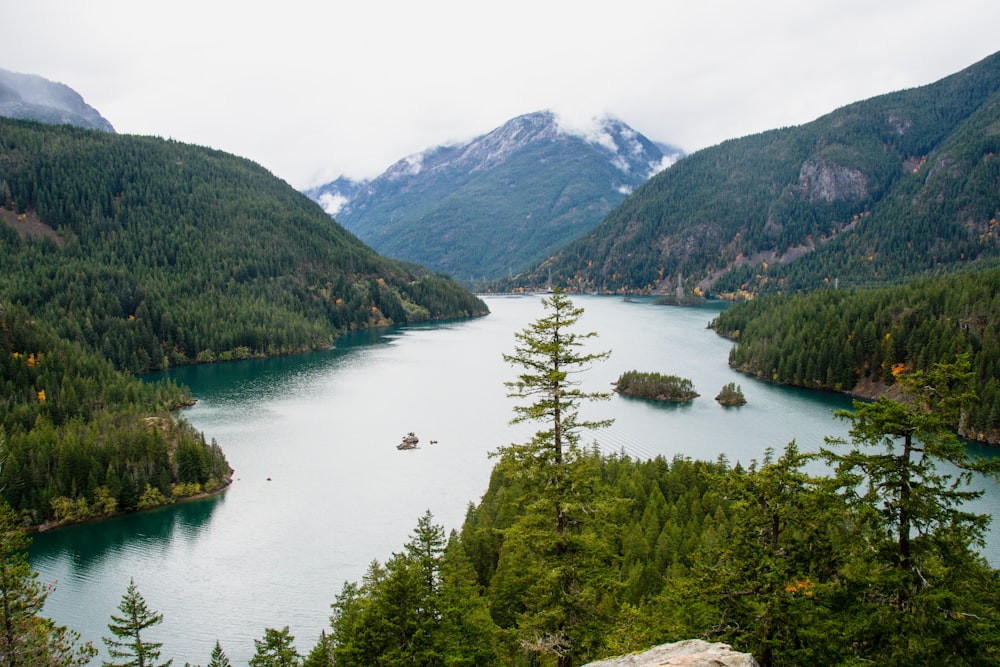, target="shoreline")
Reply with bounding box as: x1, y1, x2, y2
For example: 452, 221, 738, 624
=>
28, 473, 235, 534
